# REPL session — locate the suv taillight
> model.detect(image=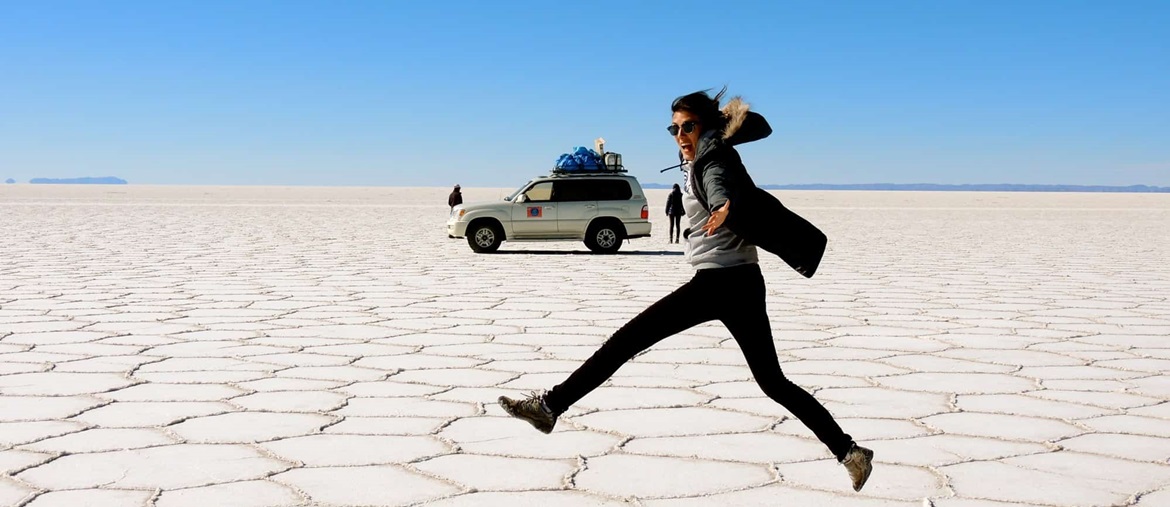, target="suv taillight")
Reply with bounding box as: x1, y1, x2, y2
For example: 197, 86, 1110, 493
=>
641, 205, 649, 220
